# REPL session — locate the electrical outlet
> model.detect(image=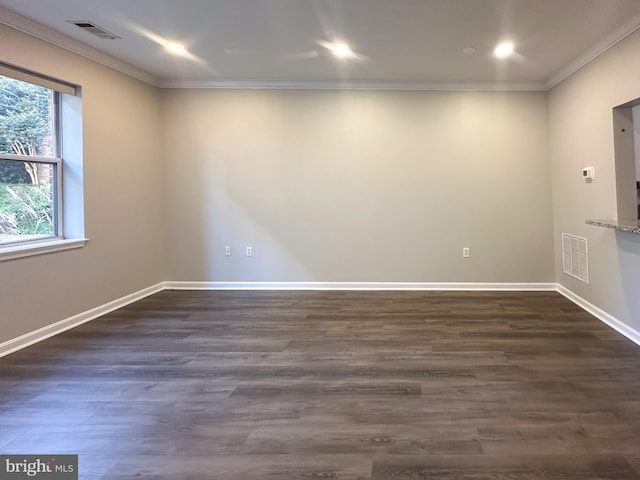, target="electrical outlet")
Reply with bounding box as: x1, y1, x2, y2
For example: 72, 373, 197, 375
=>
246, 246, 253, 257
463, 247, 470, 258
225, 246, 231, 256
